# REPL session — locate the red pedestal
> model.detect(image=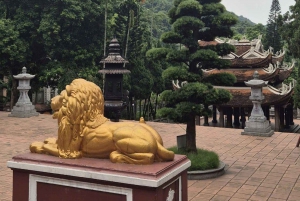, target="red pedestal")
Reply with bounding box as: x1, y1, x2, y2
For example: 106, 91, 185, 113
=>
7, 153, 190, 201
